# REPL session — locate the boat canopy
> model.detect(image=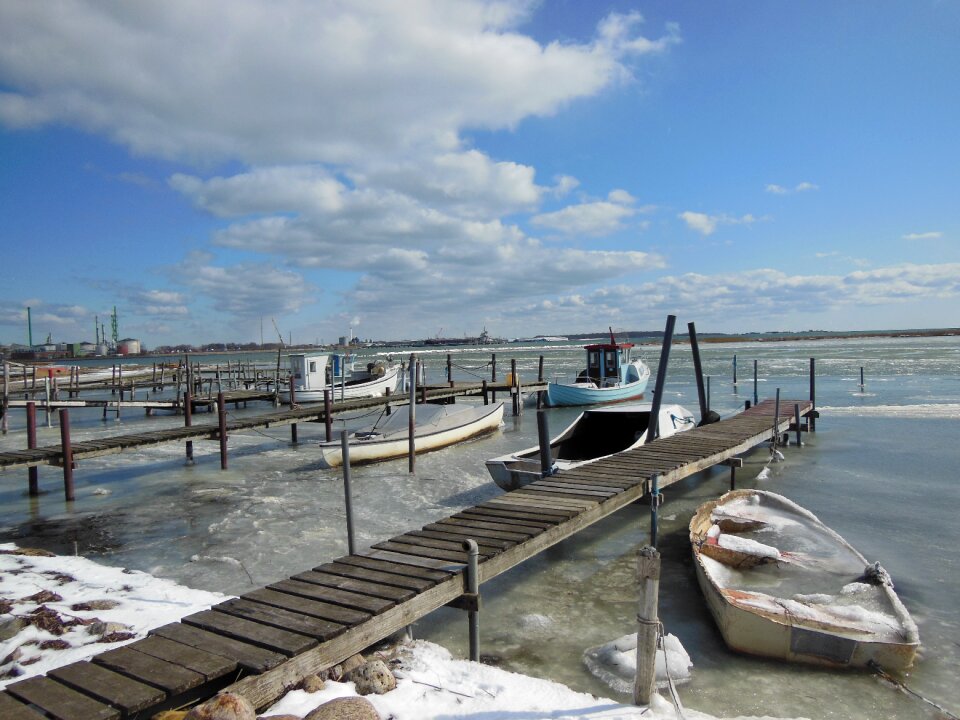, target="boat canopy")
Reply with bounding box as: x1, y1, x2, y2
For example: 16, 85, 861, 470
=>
582, 341, 633, 386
